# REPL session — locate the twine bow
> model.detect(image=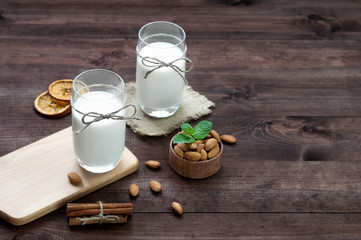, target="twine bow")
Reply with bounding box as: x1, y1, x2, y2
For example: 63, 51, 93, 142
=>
76, 201, 119, 225
73, 104, 140, 134
141, 56, 193, 85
